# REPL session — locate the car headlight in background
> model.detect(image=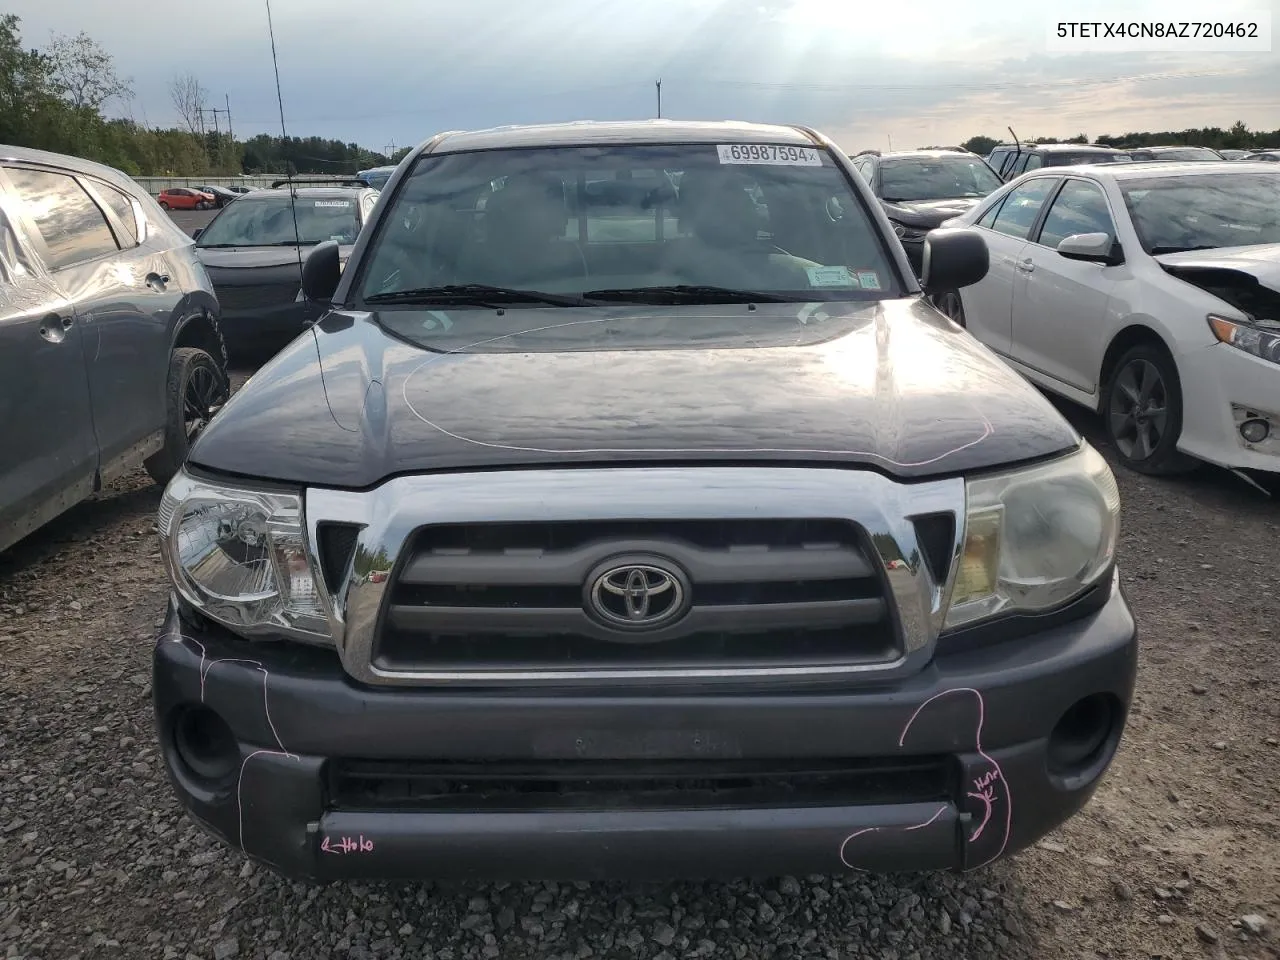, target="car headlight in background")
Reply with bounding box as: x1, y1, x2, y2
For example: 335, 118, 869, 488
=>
1208, 314, 1280, 365
890, 220, 928, 242
158, 471, 332, 644
945, 443, 1121, 630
